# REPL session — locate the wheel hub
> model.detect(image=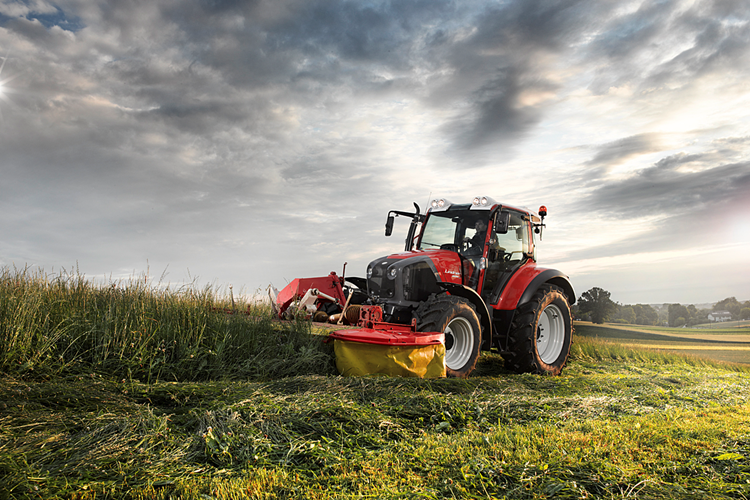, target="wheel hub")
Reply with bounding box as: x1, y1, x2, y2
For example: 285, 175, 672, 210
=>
444, 316, 474, 370
537, 303, 565, 364
444, 332, 455, 351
